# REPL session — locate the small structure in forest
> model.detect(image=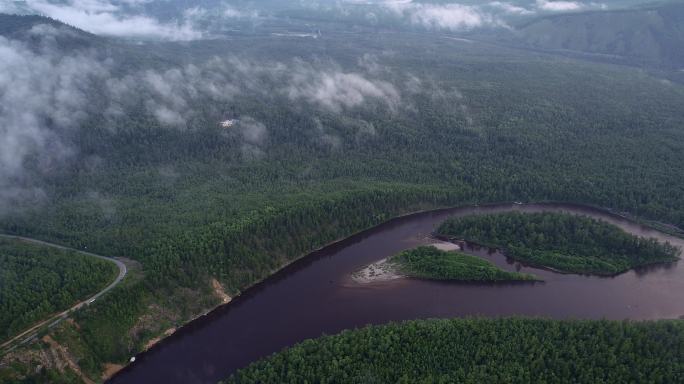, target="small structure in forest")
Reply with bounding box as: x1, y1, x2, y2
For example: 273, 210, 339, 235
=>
219, 119, 237, 128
